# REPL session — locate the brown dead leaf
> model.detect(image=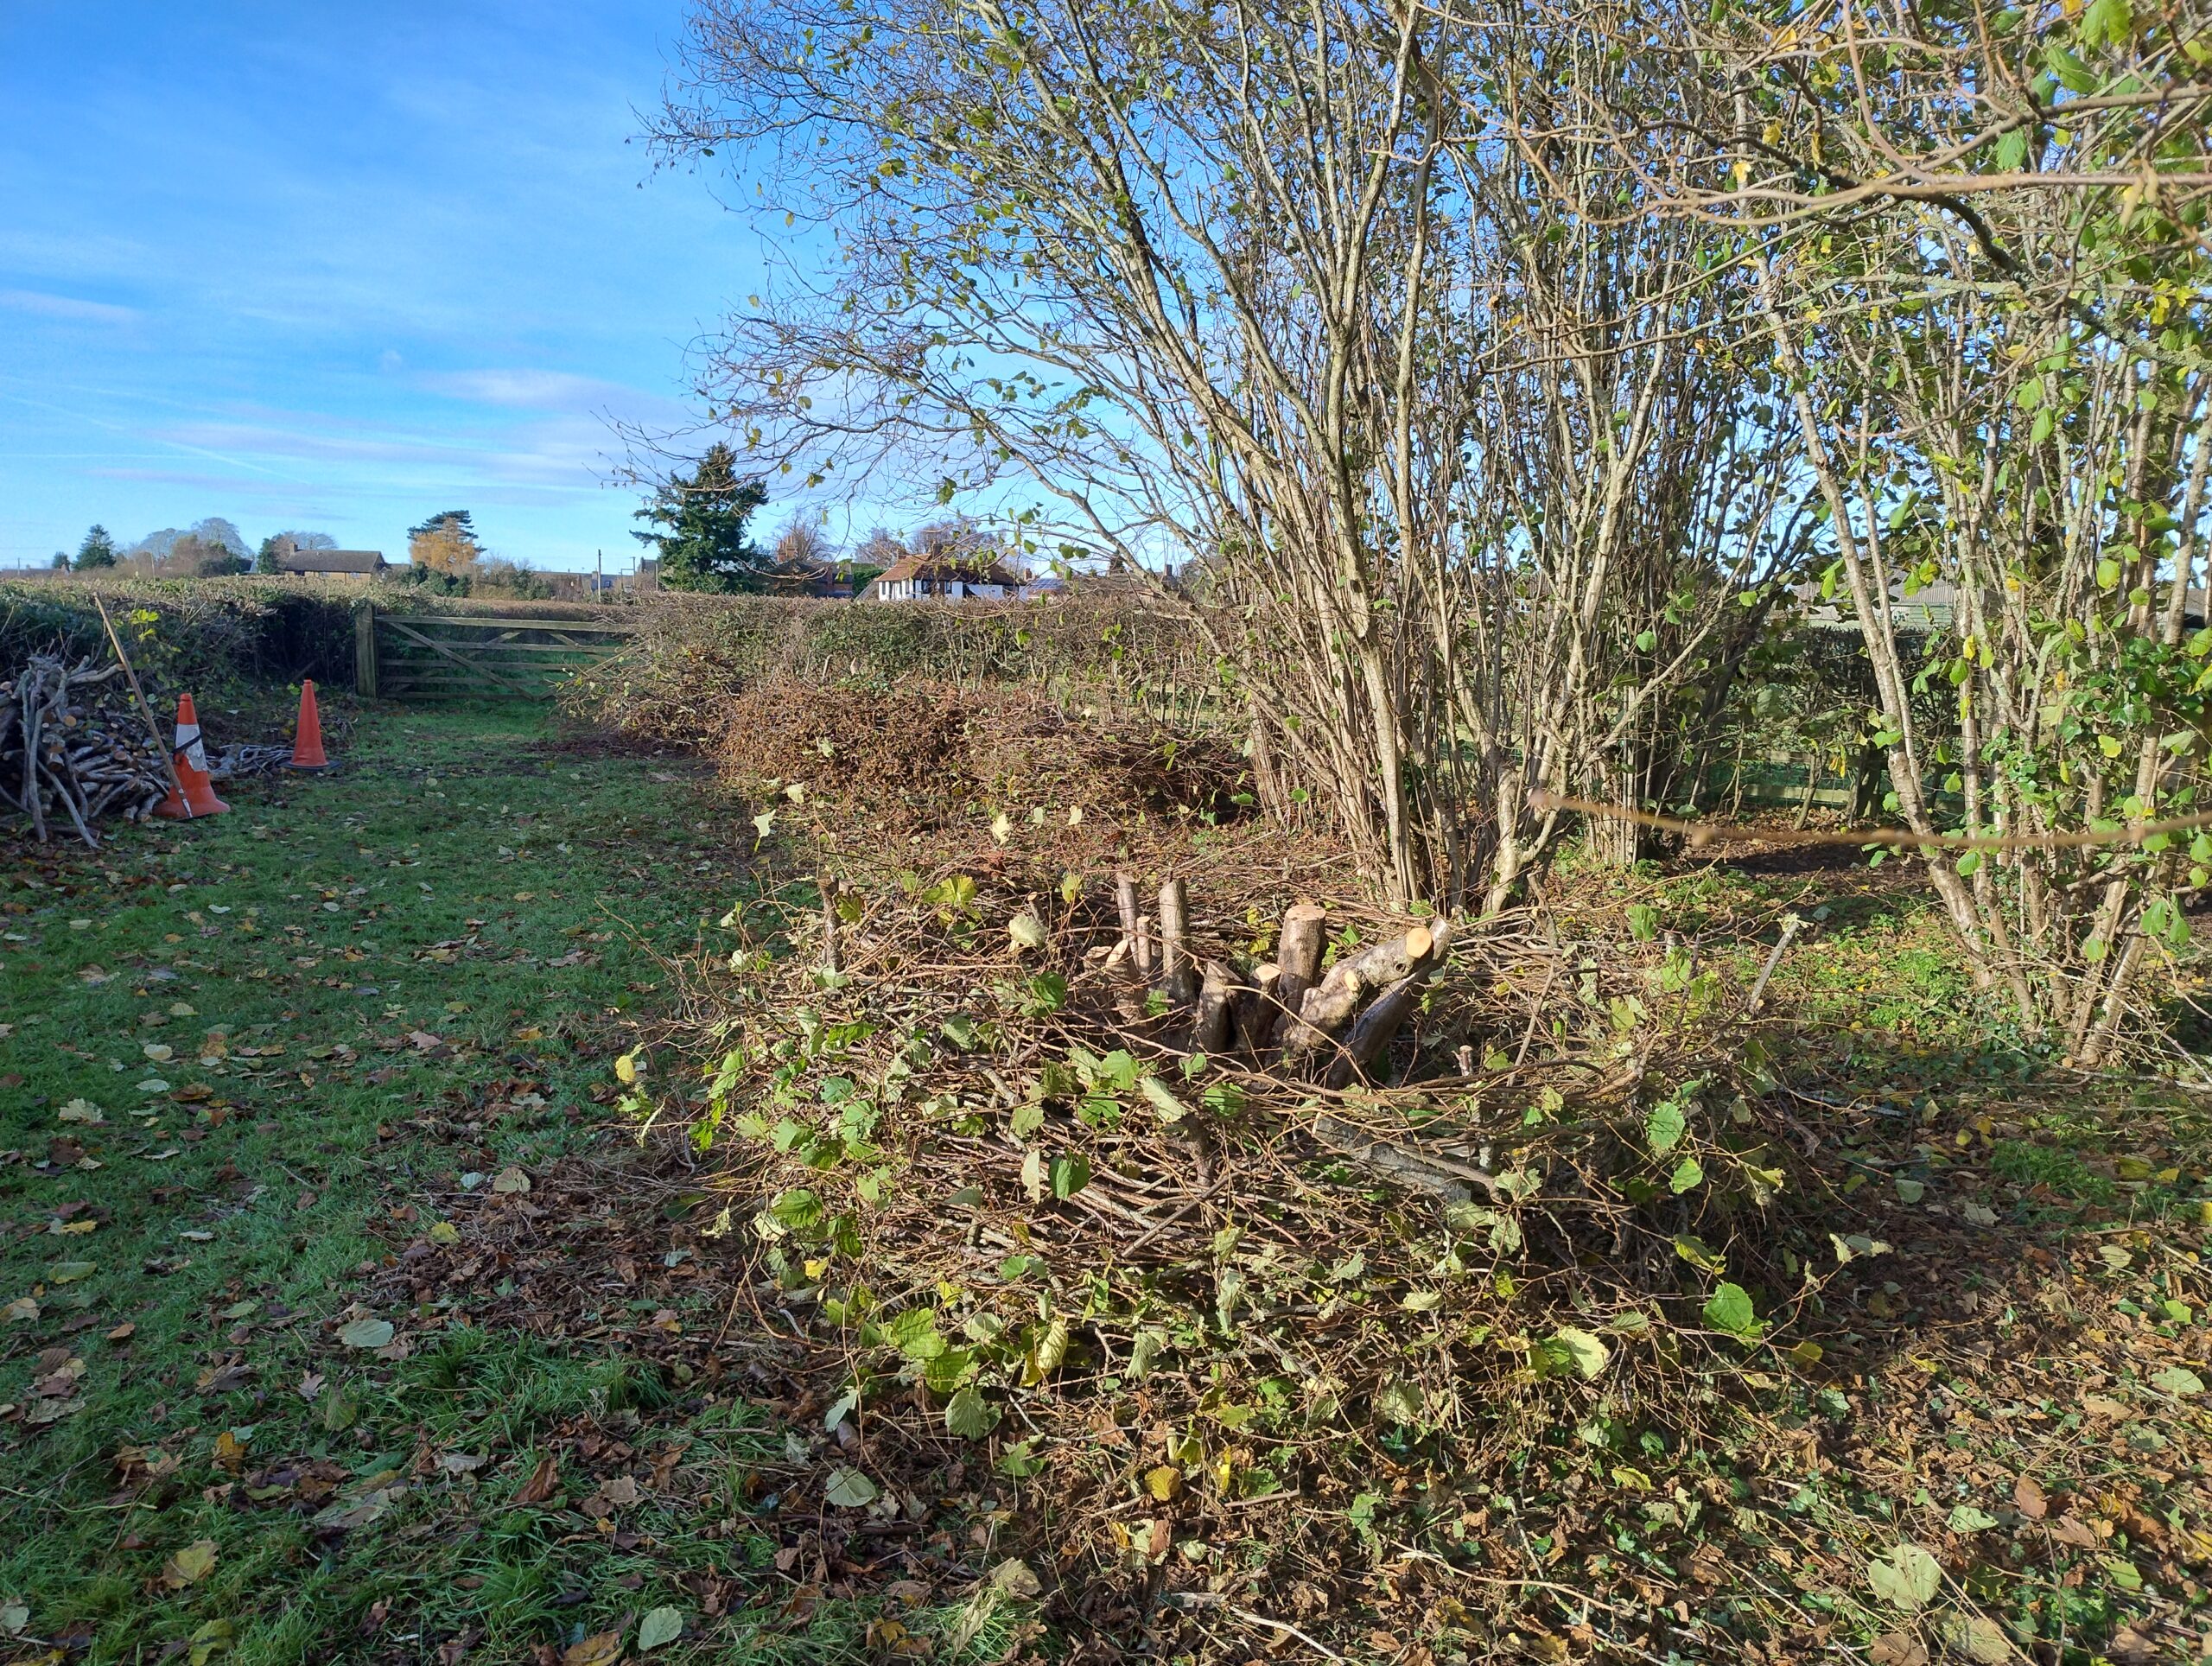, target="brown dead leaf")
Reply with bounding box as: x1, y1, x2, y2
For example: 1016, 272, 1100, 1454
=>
2107, 1626, 2158, 1665
1869, 1631, 1929, 1666
2048, 1513, 2101, 1548
562, 1631, 623, 1666
2011, 1476, 2046, 1520
513, 1453, 560, 1505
